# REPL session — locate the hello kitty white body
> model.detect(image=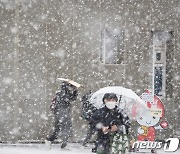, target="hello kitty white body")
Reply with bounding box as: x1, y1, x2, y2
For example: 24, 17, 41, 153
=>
135, 90, 168, 141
